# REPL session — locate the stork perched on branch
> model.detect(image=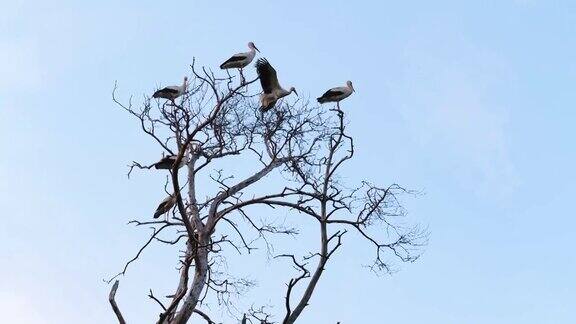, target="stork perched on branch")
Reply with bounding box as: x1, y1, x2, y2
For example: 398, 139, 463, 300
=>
255, 58, 297, 112
152, 77, 188, 102
220, 42, 260, 83
153, 155, 186, 170
317, 81, 355, 104
153, 195, 176, 219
